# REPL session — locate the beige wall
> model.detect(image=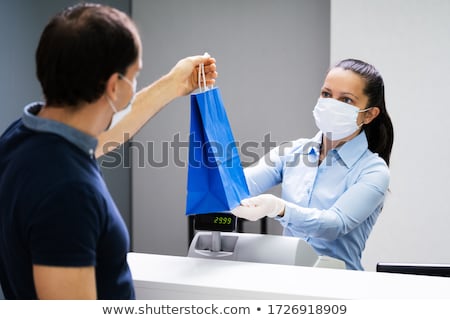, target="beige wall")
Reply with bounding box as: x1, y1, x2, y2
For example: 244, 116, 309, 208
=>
331, 0, 450, 270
